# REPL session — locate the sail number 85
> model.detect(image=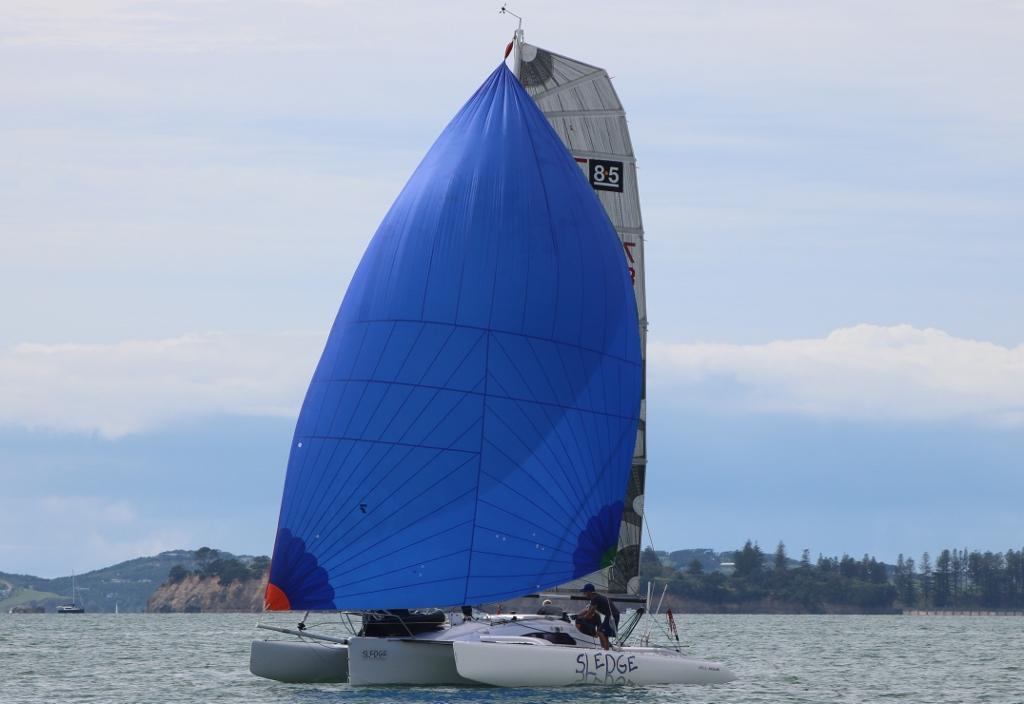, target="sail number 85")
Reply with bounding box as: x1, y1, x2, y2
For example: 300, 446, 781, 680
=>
589, 159, 624, 193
